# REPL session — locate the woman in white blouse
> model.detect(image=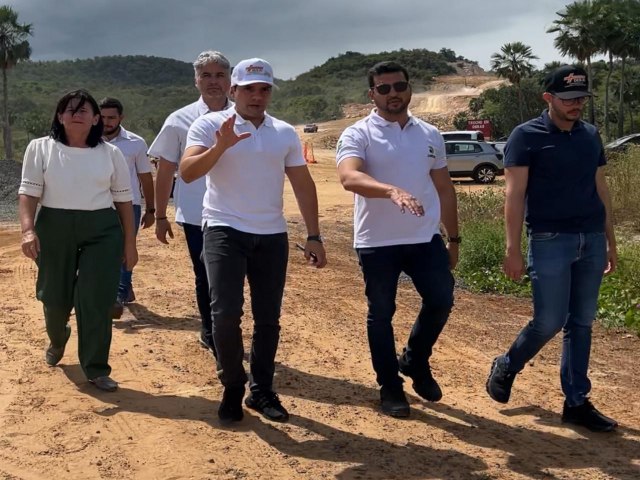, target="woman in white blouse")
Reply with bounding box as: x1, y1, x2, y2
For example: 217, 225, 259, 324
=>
18, 89, 137, 392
